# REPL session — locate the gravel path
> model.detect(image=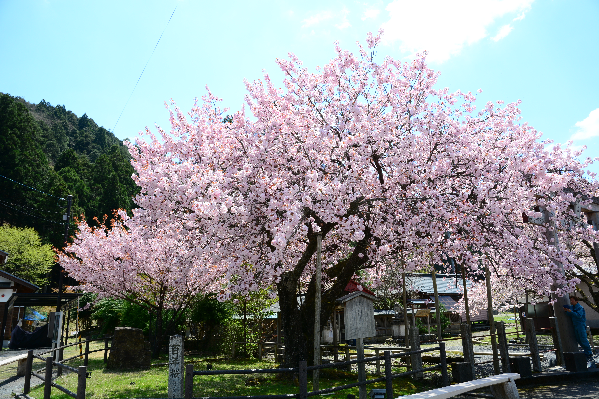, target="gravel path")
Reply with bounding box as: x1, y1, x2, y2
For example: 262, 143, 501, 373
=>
0, 349, 50, 399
